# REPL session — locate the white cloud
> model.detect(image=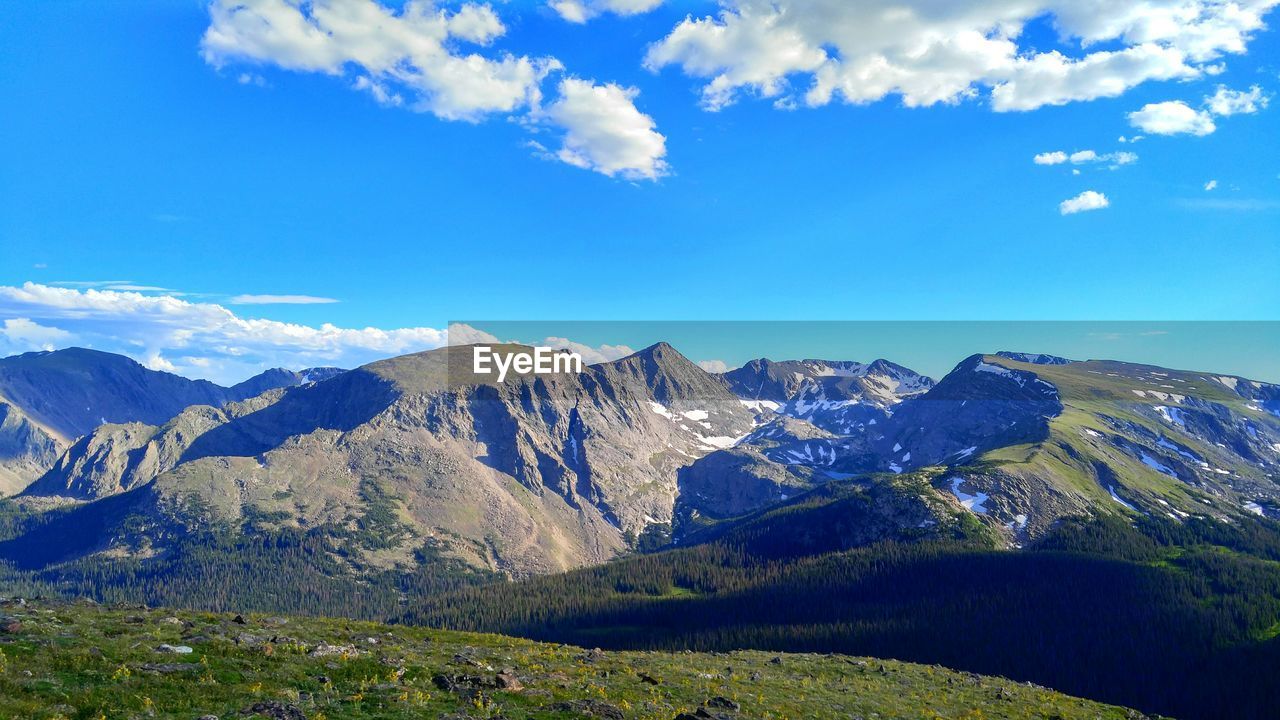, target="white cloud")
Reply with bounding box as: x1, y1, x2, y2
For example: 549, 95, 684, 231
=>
1128, 100, 1217, 135
202, 0, 555, 122
1109, 151, 1139, 166
1034, 151, 1068, 165
0, 318, 73, 354
549, 0, 664, 24
230, 294, 340, 305
1034, 149, 1138, 166
541, 78, 669, 180
644, 1, 1277, 113
1059, 190, 1110, 215
201, 0, 668, 180
540, 337, 635, 365
1204, 179, 1219, 191
1204, 84, 1270, 116
445, 324, 636, 365
0, 282, 449, 384
697, 359, 731, 373
1127, 84, 1269, 137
